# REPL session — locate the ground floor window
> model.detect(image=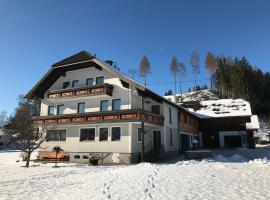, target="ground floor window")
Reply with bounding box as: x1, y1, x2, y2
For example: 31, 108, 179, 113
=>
137, 128, 143, 142
80, 128, 95, 141
47, 130, 66, 141
111, 127, 121, 141
99, 128, 108, 141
